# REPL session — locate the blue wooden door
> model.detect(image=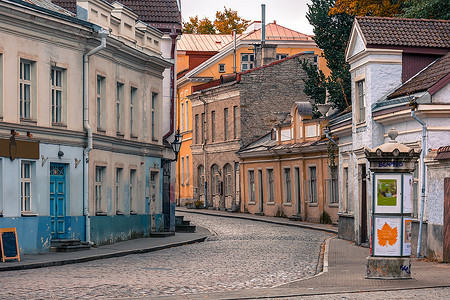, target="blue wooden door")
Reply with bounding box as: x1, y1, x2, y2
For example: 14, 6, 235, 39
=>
50, 163, 66, 239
